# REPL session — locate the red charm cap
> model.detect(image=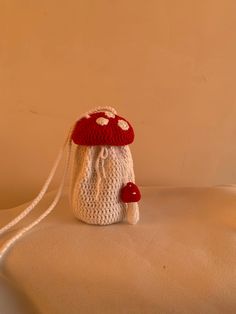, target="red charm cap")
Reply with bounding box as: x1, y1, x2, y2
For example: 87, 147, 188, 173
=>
120, 182, 141, 203
71, 111, 134, 146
